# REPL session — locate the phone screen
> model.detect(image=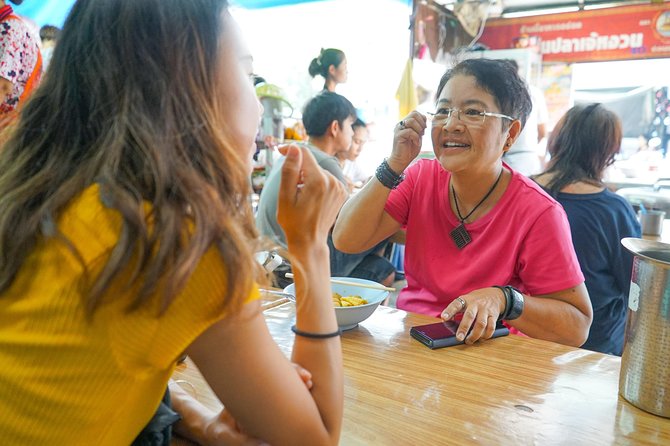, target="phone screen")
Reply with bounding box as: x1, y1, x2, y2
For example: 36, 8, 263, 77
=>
416, 321, 459, 338
410, 320, 509, 349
